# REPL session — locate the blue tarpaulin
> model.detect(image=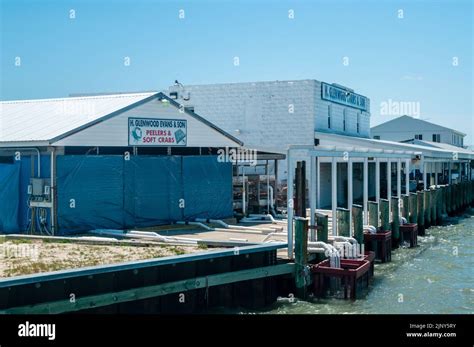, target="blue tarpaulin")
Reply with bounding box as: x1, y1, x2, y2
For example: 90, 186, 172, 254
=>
0, 155, 51, 233
0, 163, 20, 233
56, 155, 233, 234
